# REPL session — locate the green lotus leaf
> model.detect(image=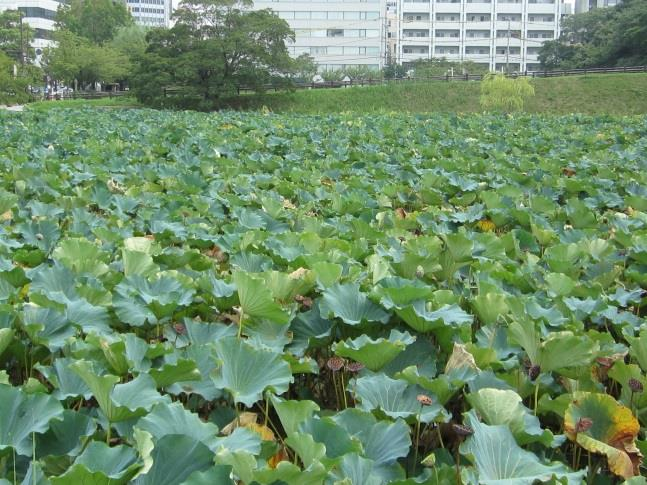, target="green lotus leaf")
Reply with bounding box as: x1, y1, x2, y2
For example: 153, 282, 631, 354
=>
123, 249, 159, 277
17, 220, 60, 252
311, 261, 343, 288
0, 385, 64, 456
71, 360, 169, 422
52, 238, 110, 276
471, 292, 509, 326
298, 416, 362, 458
50, 441, 139, 485
0, 327, 13, 358
233, 271, 289, 325
214, 450, 257, 484
509, 320, 597, 373
460, 410, 585, 484
181, 465, 235, 485
320, 283, 390, 325
354, 374, 449, 423
332, 330, 416, 371
271, 395, 320, 436
133, 435, 215, 485
467, 388, 554, 446
212, 427, 262, 455
149, 359, 201, 389
607, 362, 647, 412
252, 461, 328, 485
333, 409, 411, 464
285, 432, 327, 468
261, 270, 315, 303
211, 336, 293, 407
35, 409, 97, 458
564, 392, 641, 478
395, 301, 472, 334
167, 345, 222, 400
329, 453, 383, 485
627, 329, 647, 373
545, 273, 576, 297
375, 277, 435, 308
135, 402, 219, 450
